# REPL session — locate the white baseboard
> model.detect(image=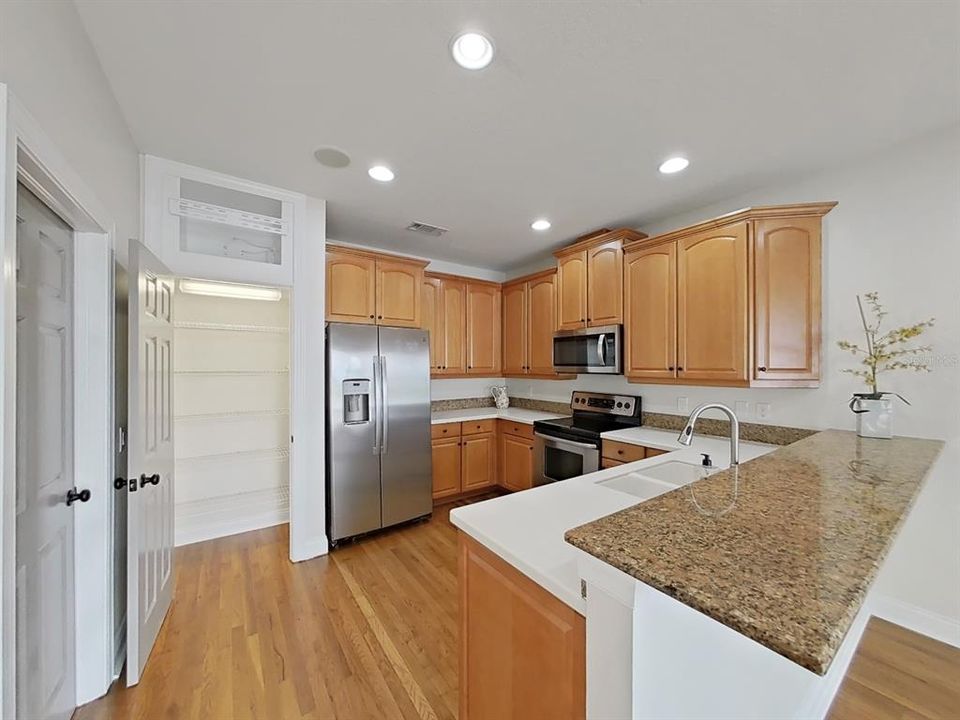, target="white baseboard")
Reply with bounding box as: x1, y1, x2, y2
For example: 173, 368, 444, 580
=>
870, 595, 960, 648
175, 486, 289, 547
